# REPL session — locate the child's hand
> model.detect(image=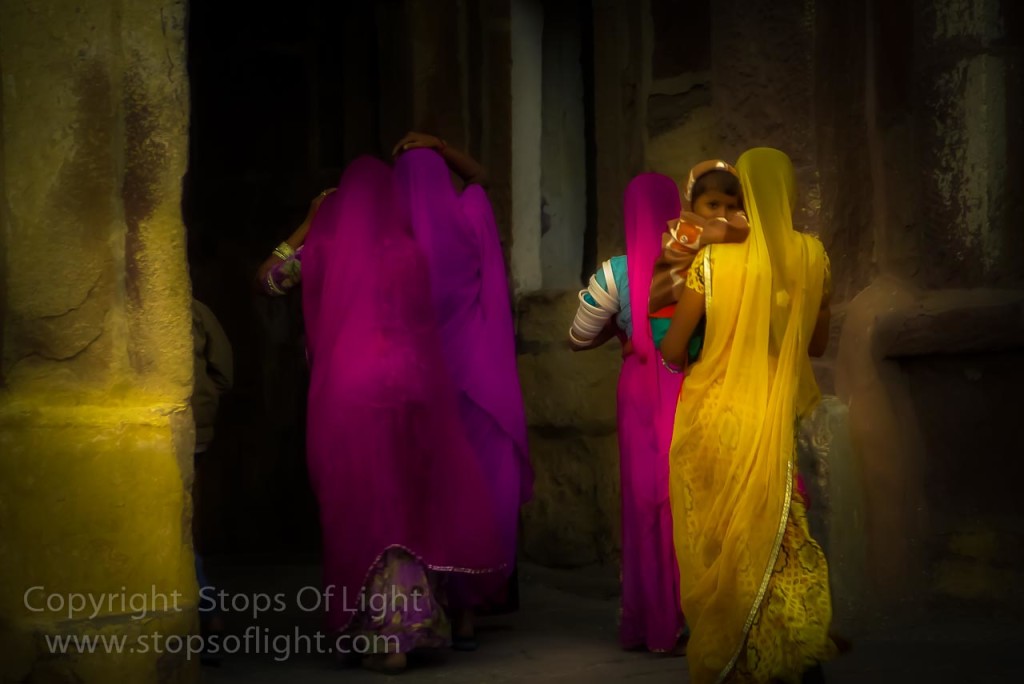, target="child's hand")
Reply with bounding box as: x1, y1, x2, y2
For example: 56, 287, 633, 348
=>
722, 211, 750, 244
702, 212, 750, 245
